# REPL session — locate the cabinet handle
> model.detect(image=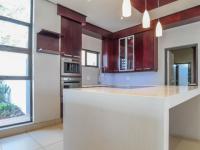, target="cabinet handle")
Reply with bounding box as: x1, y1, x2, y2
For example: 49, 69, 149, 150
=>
144, 68, 152, 70
64, 54, 72, 57
135, 68, 143, 71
